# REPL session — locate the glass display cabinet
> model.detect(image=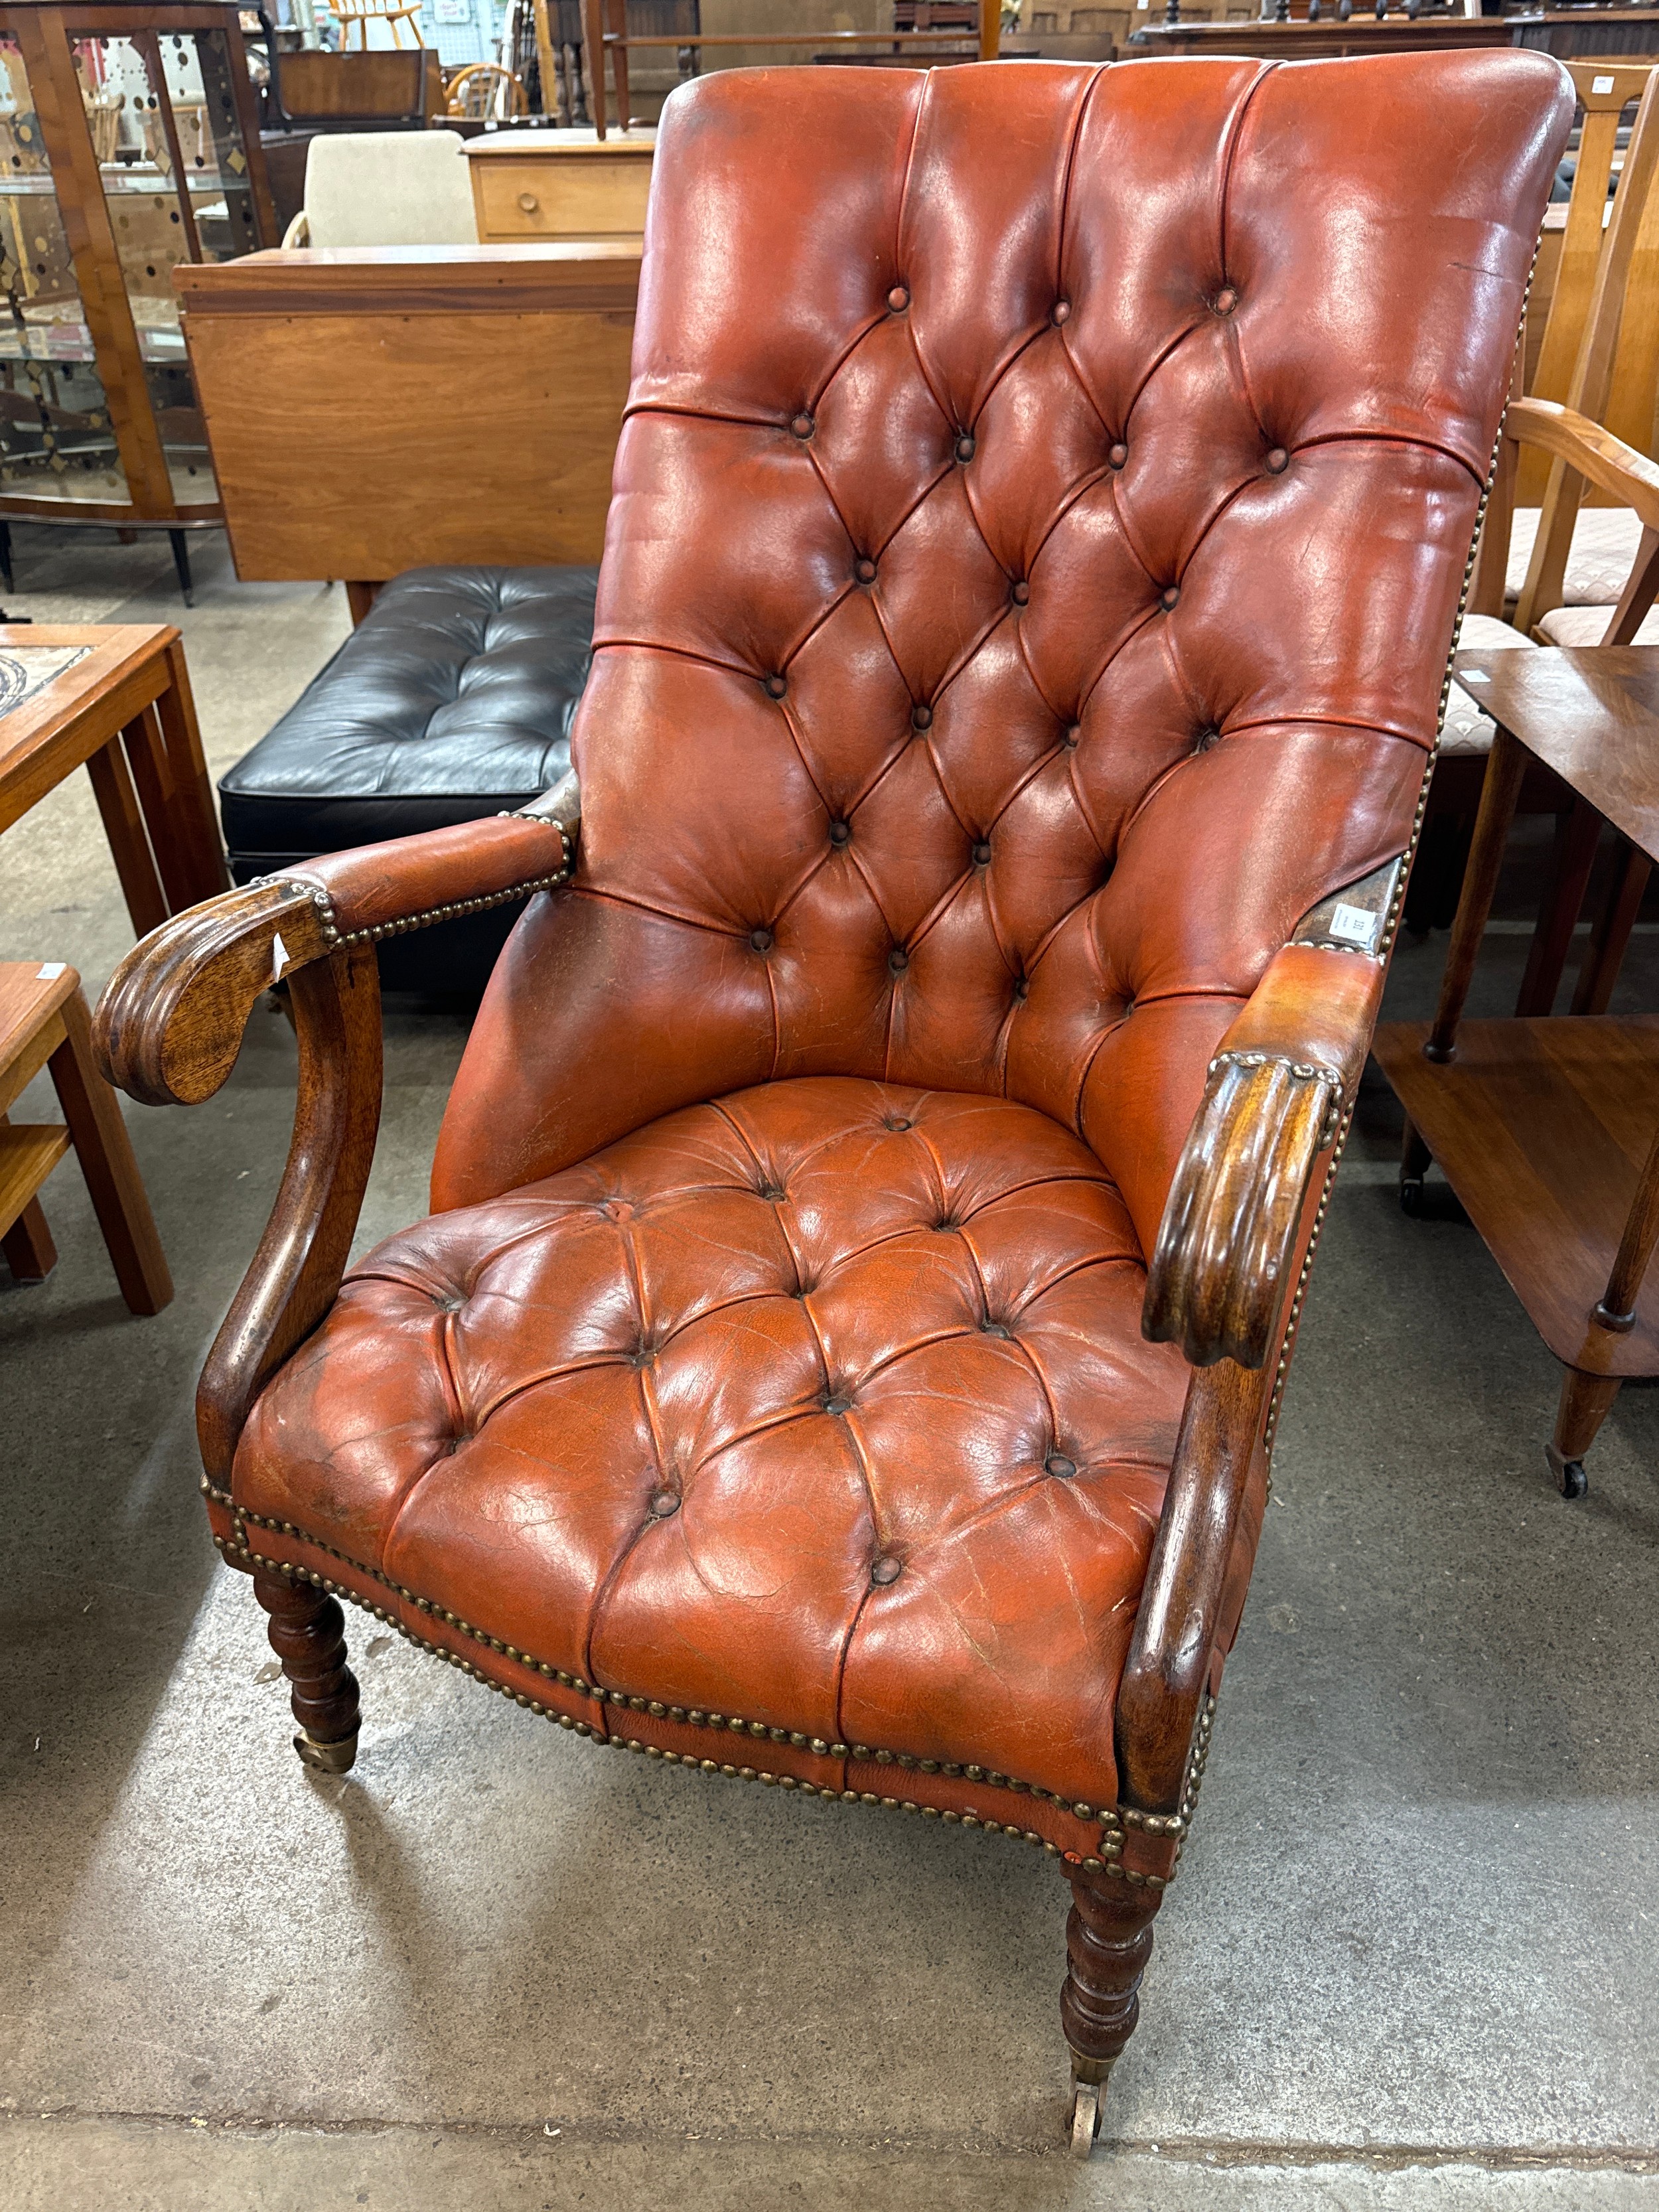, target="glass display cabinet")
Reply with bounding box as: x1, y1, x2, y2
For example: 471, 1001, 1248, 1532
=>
0, 3, 276, 599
